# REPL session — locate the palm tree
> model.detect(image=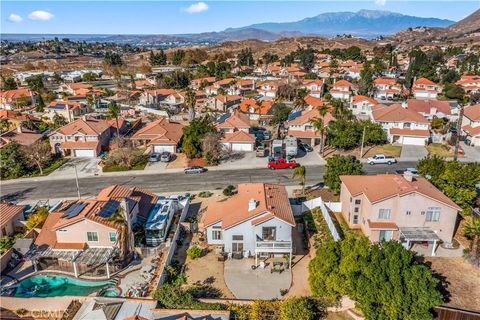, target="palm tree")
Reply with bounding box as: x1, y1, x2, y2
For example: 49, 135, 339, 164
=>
292, 165, 306, 196
293, 88, 309, 111
185, 88, 196, 121
311, 116, 328, 157
108, 206, 131, 262
464, 216, 480, 259
107, 101, 121, 138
